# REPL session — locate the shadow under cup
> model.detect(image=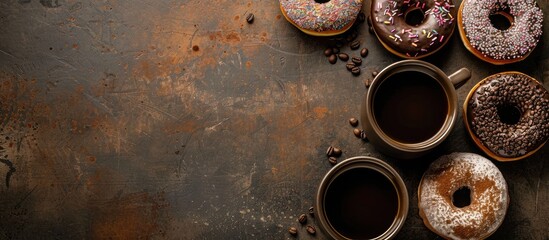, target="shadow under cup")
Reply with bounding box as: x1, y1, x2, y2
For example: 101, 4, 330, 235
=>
316, 157, 409, 240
